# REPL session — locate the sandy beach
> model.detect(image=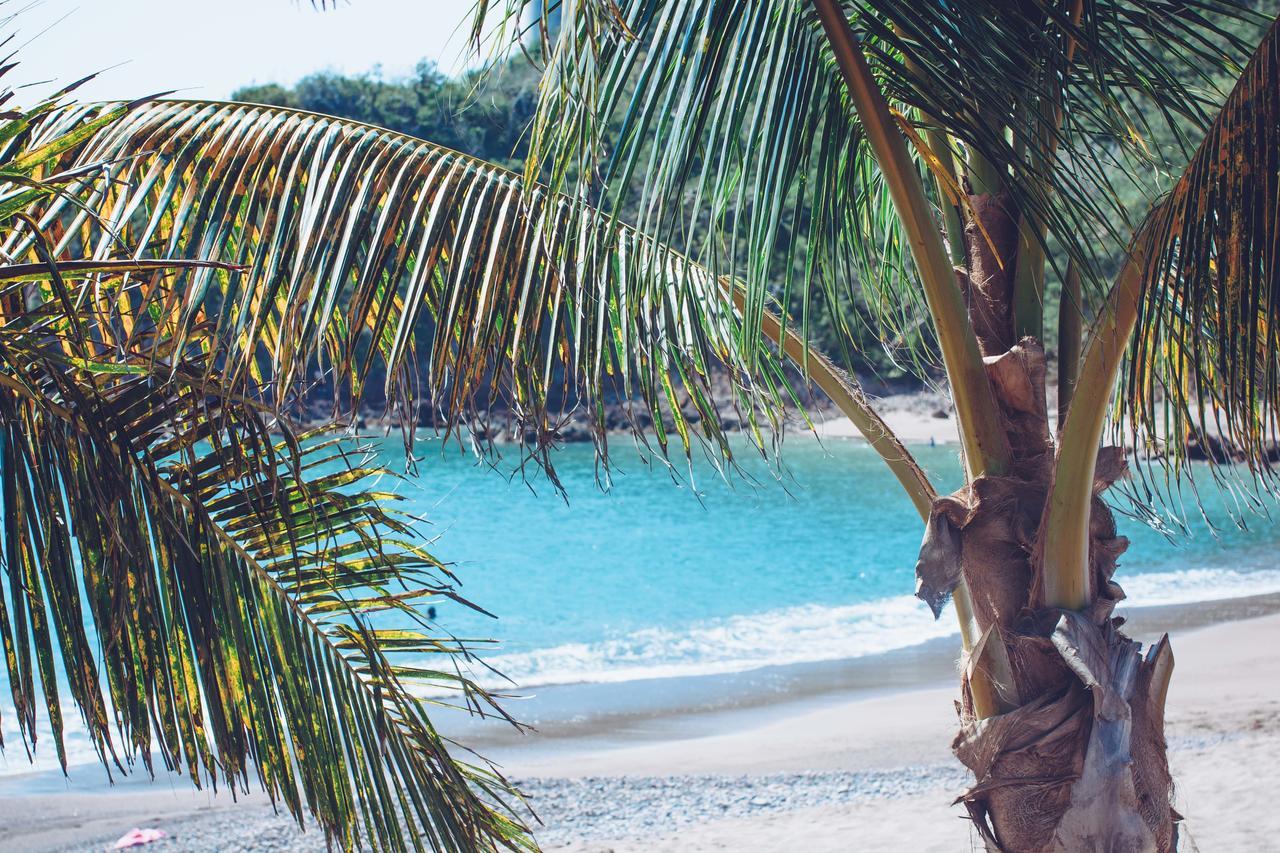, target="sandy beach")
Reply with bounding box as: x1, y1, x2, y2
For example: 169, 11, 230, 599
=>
807, 391, 963, 446
2, 594, 1277, 851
